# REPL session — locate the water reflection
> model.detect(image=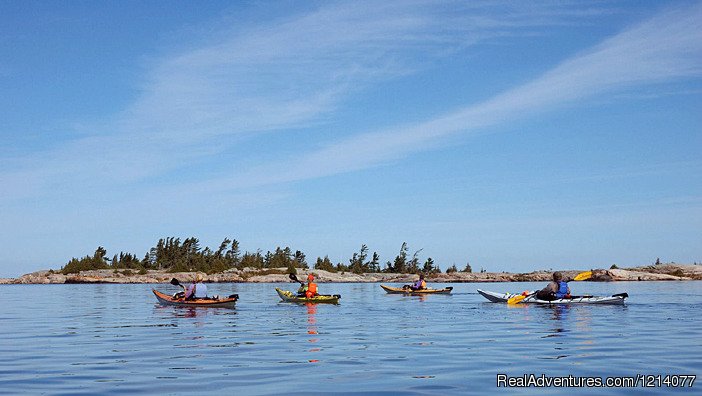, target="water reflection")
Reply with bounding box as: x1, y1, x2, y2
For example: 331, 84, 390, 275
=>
545, 304, 570, 337
395, 294, 427, 302
306, 304, 320, 363
152, 304, 239, 333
